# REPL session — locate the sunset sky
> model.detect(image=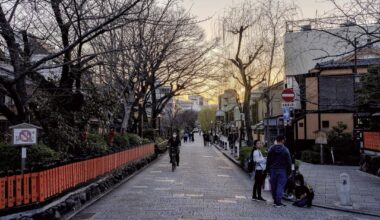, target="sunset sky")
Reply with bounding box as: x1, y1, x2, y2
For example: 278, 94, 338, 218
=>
179, 0, 335, 102
182, 0, 333, 39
